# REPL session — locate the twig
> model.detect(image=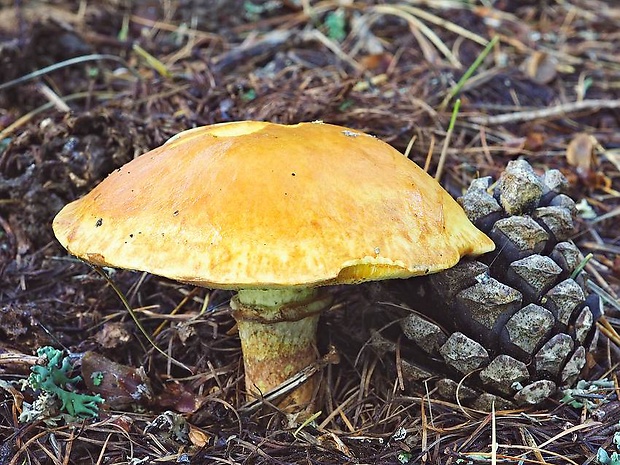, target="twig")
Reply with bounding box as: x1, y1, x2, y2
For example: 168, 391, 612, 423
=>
0, 352, 44, 365
470, 99, 620, 125
37, 83, 71, 113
